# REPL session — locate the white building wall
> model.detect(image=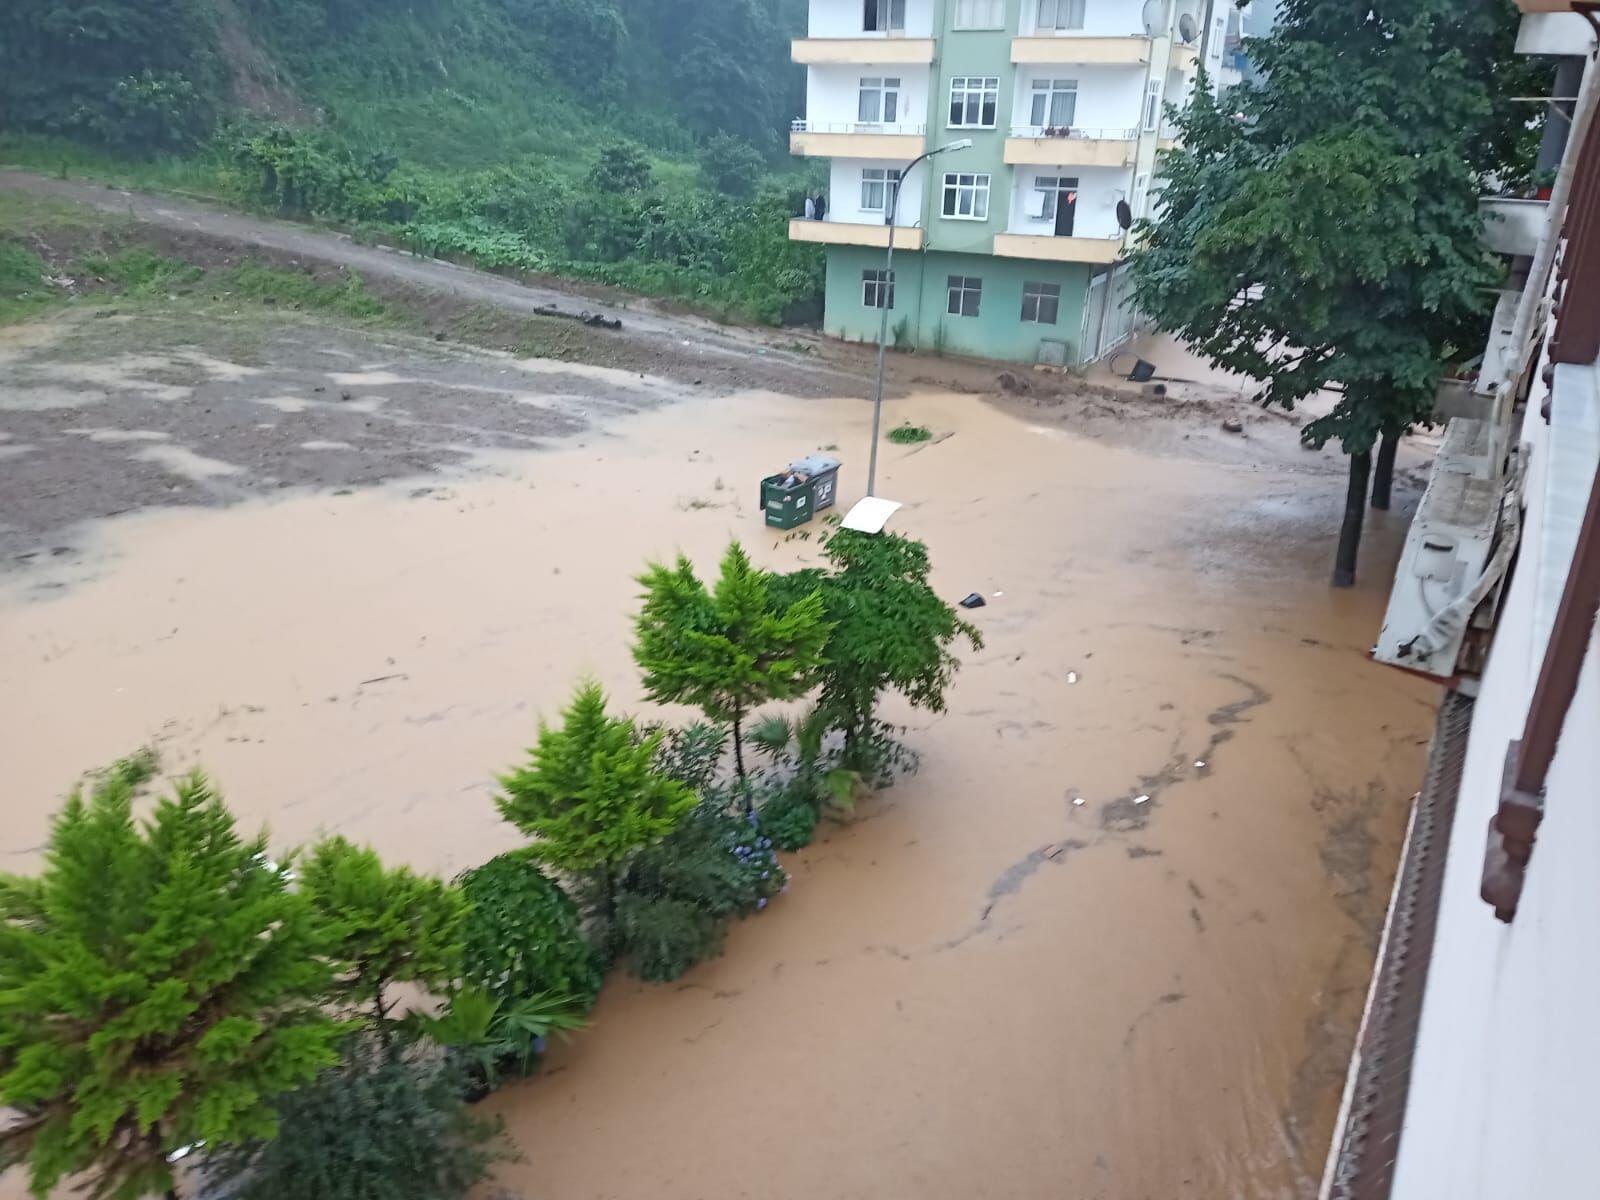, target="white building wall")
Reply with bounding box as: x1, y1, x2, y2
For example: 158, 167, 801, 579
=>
1017, 0, 1154, 38
1009, 65, 1145, 134
804, 64, 931, 131
1388, 362, 1600, 1200
1005, 165, 1132, 238
809, 0, 936, 39
826, 159, 927, 227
